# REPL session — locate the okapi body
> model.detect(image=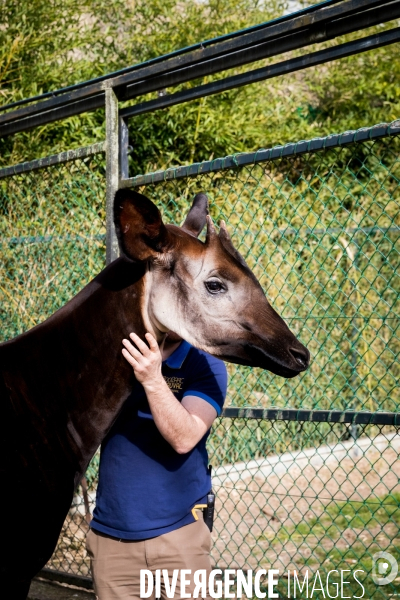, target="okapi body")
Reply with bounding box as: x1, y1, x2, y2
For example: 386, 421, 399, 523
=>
0, 190, 309, 598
